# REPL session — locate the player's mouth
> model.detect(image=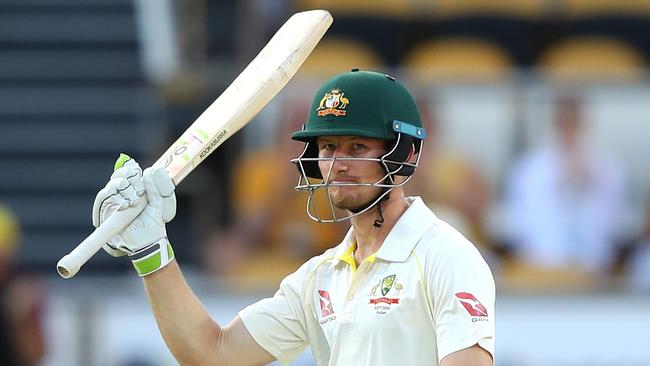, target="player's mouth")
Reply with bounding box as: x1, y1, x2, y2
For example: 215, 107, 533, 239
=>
328, 176, 357, 184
